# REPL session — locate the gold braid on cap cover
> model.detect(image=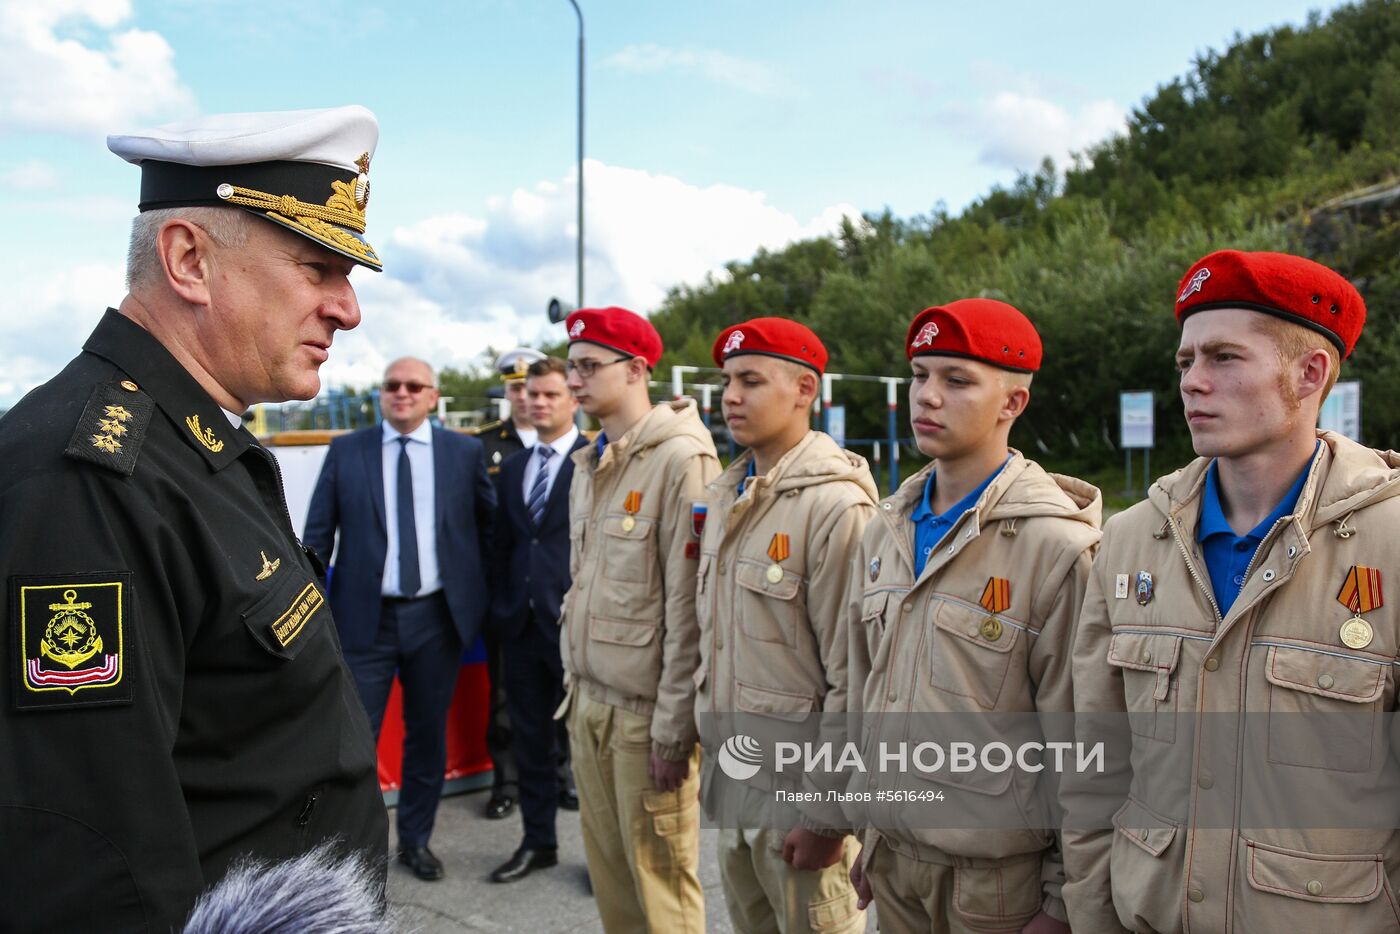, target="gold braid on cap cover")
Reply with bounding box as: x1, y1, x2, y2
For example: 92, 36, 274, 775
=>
217, 180, 366, 233
215, 151, 379, 269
